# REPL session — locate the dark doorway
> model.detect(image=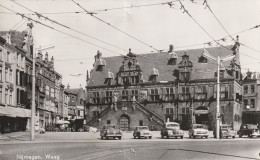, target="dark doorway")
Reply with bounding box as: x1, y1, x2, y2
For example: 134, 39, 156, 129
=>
119, 115, 130, 131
